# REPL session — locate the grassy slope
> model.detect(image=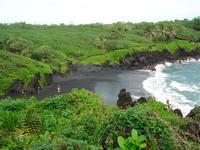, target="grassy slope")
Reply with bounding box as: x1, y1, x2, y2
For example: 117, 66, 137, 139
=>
0, 51, 52, 96
0, 89, 199, 149
0, 20, 200, 64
